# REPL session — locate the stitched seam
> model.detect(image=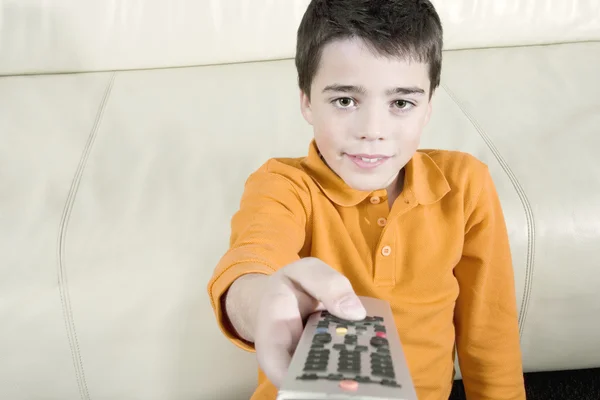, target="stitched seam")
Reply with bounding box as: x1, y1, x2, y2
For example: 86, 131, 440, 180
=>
264, 161, 313, 225
57, 72, 116, 400
2, 39, 598, 78
441, 83, 536, 340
